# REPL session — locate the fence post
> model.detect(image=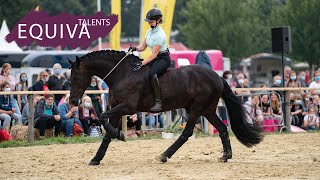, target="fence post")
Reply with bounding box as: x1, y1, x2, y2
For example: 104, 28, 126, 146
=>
285, 90, 291, 131
121, 115, 127, 139
28, 94, 35, 143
